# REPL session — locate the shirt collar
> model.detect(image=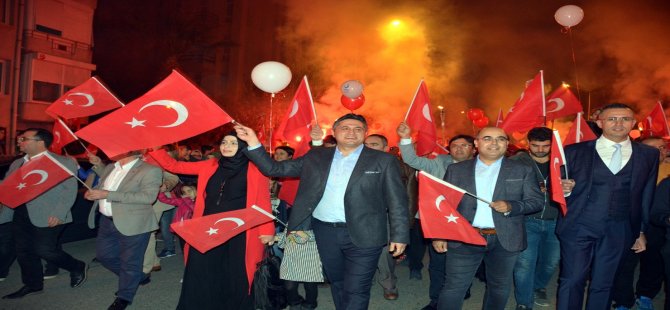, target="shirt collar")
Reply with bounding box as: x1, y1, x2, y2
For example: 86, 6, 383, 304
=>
114, 157, 140, 170
335, 144, 364, 158
475, 155, 503, 168
23, 151, 48, 162
598, 135, 631, 148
